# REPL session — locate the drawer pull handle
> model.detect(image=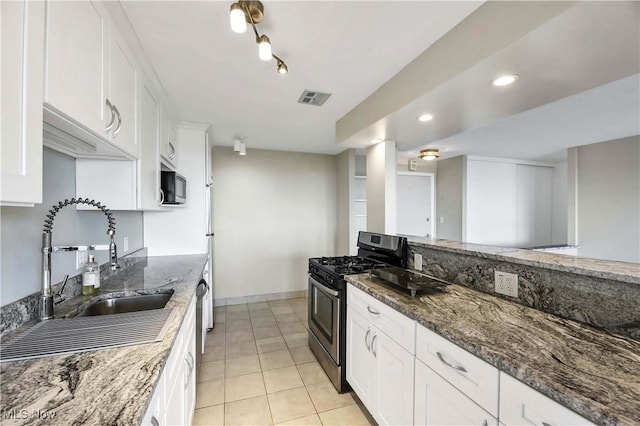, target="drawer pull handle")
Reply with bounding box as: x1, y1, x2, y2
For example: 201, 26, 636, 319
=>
371, 334, 378, 357
365, 328, 371, 351
436, 351, 467, 373
367, 306, 380, 316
